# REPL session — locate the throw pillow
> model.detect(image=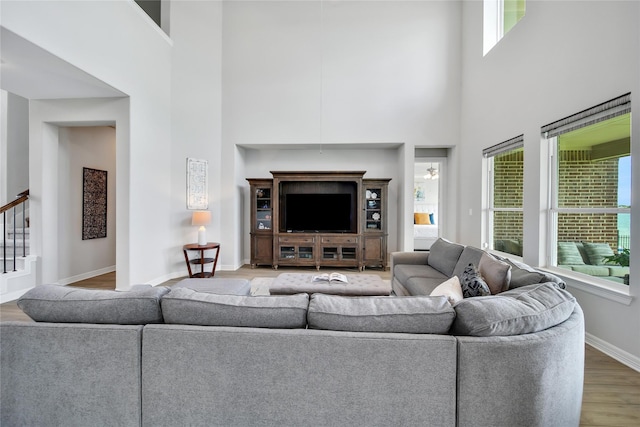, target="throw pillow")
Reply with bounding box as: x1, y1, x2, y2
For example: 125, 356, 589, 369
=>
307, 294, 455, 334
557, 242, 585, 265
427, 238, 466, 277
478, 253, 511, 295
414, 213, 431, 225
582, 242, 615, 266
161, 288, 309, 328
17, 284, 170, 324
430, 276, 463, 305
451, 283, 576, 336
459, 263, 491, 298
